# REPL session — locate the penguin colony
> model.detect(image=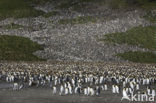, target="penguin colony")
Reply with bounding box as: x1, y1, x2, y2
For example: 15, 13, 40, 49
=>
0, 62, 156, 98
